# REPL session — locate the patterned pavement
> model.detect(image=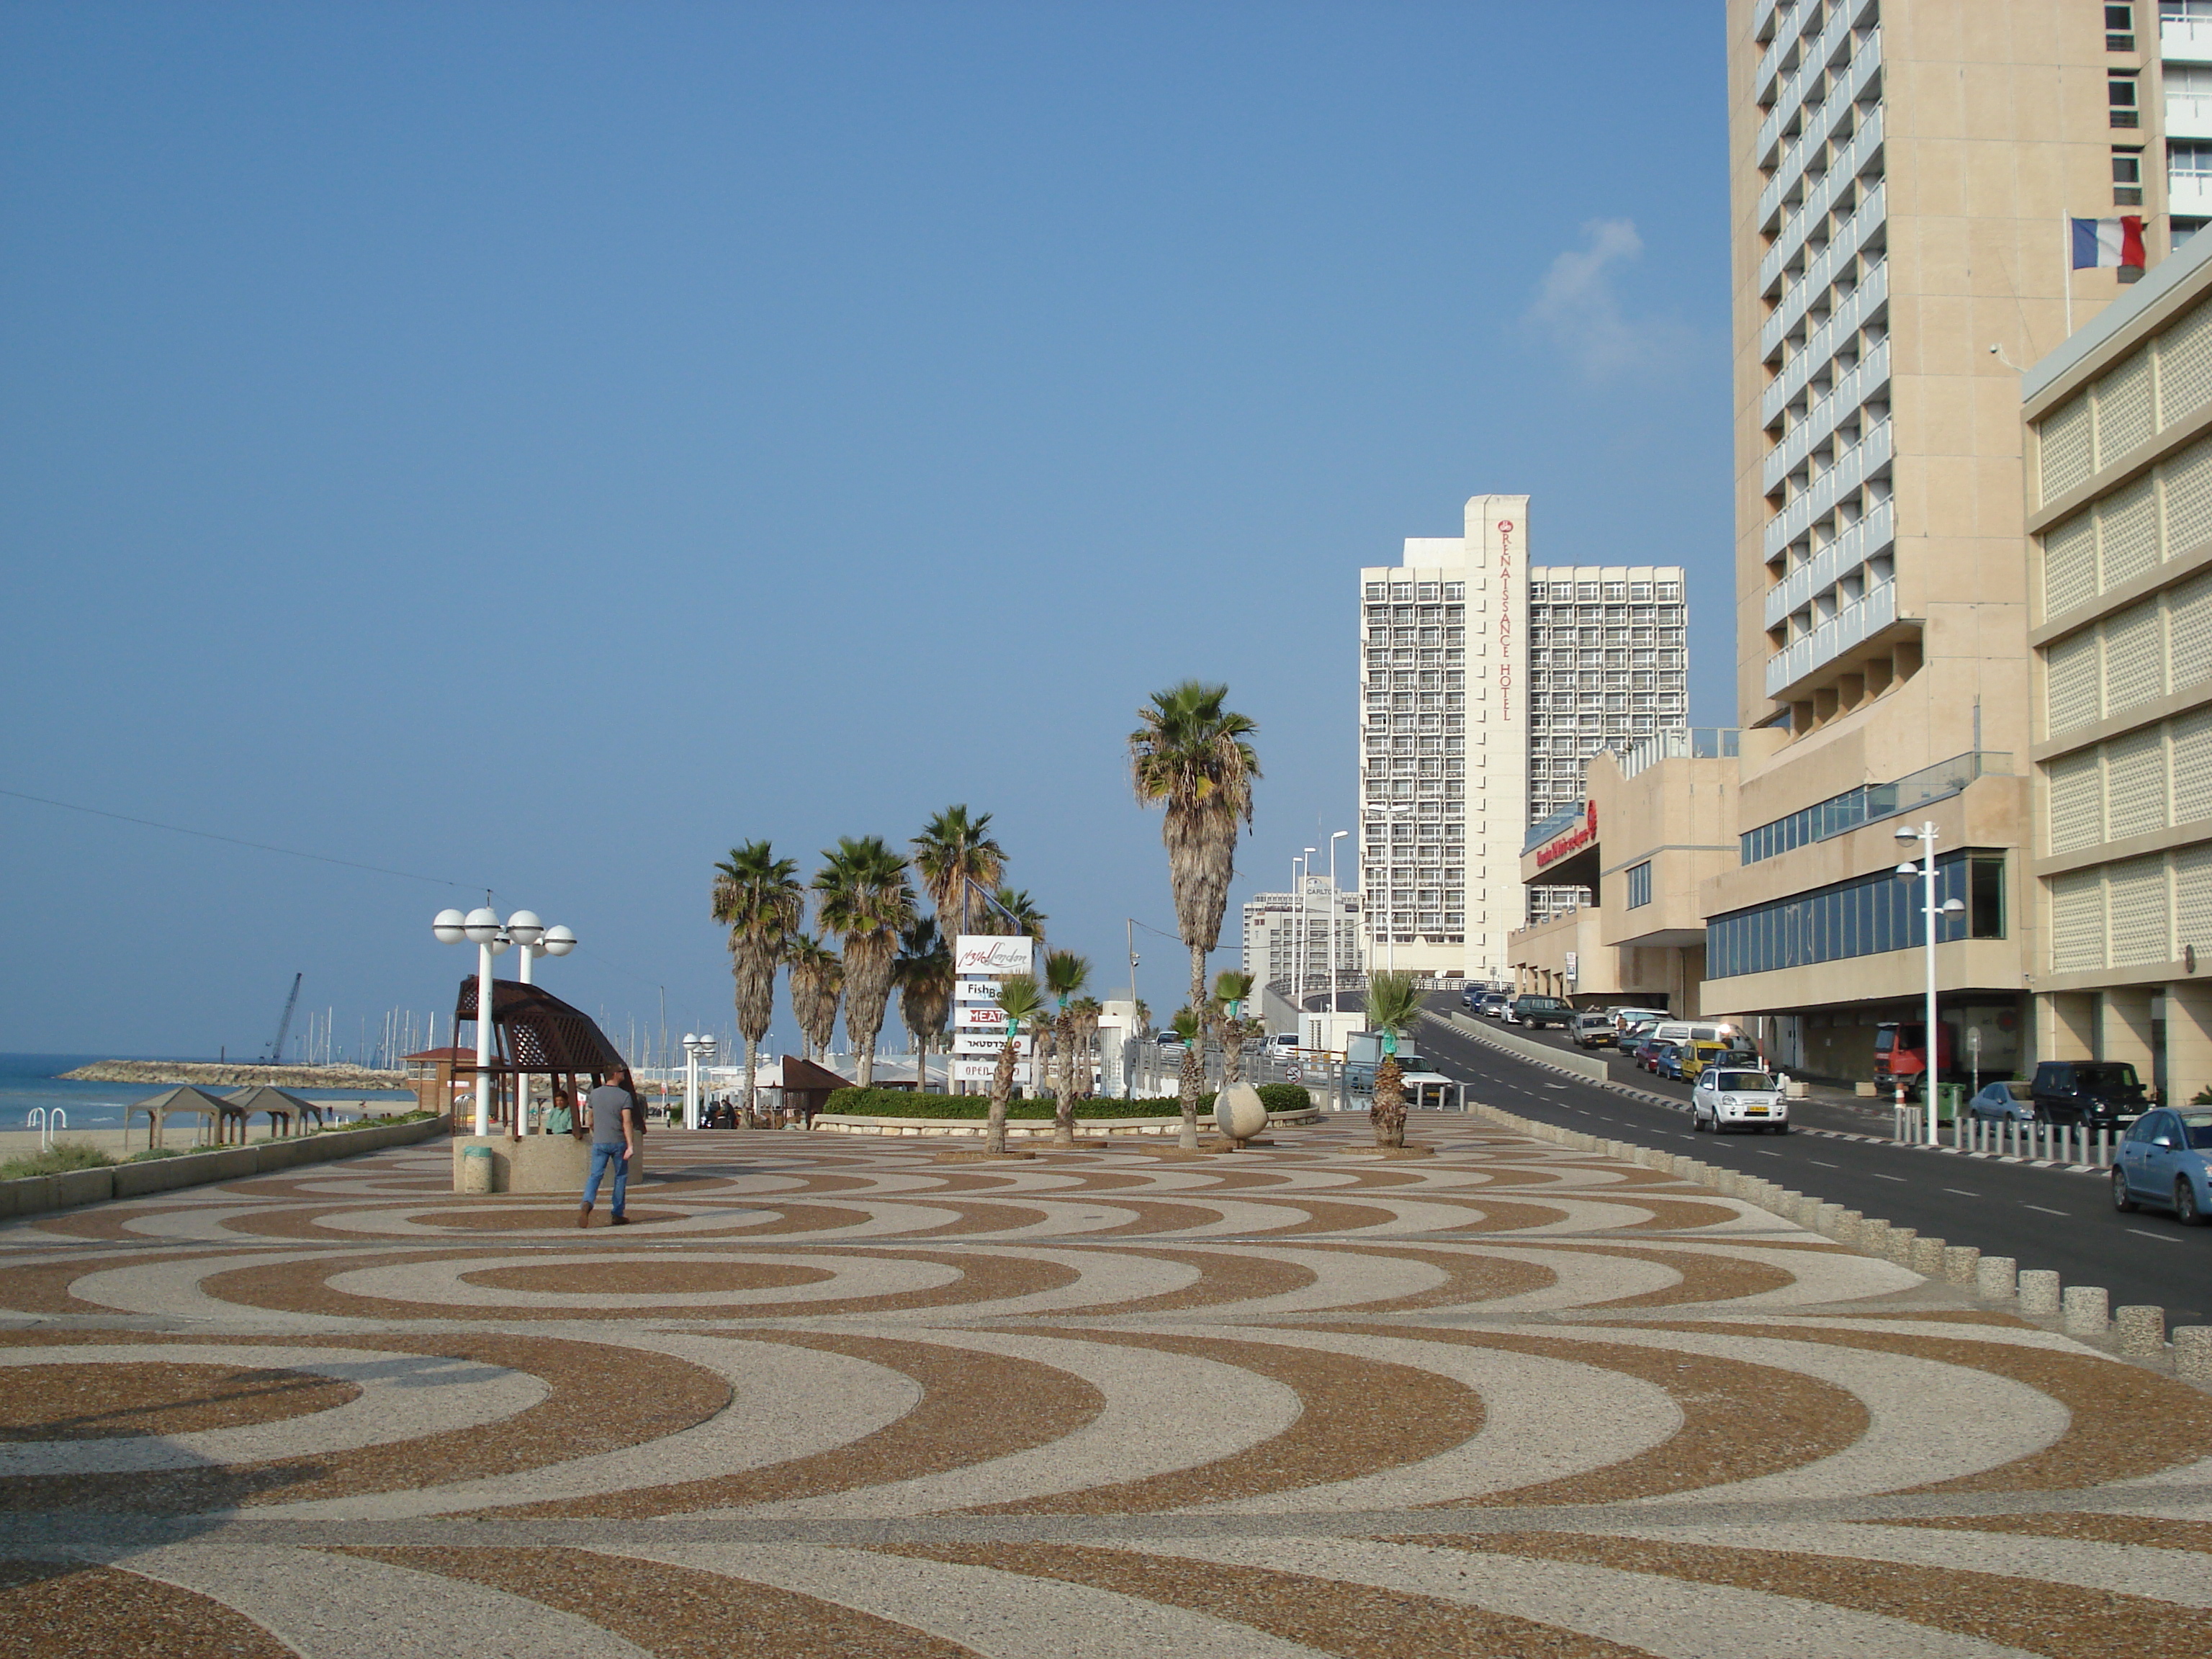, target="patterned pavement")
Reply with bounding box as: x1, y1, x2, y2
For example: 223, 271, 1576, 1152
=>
1, 1114, 2209, 1657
